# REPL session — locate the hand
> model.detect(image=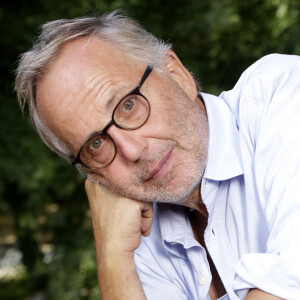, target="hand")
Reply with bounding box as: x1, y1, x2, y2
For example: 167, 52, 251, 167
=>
85, 179, 152, 300
85, 179, 154, 256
